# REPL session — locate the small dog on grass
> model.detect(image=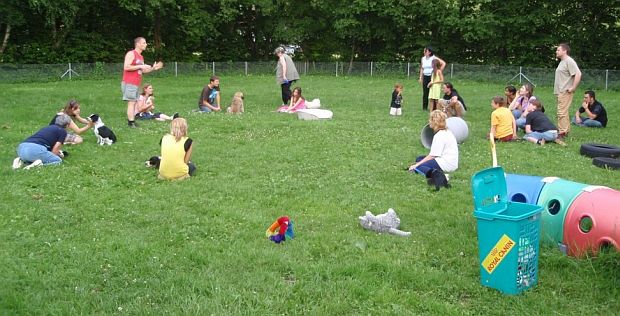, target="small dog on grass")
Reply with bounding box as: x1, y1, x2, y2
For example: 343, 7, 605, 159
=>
425, 169, 450, 191
87, 114, 117, 145
145, 156, 161, 169
226, 92, 244, 114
